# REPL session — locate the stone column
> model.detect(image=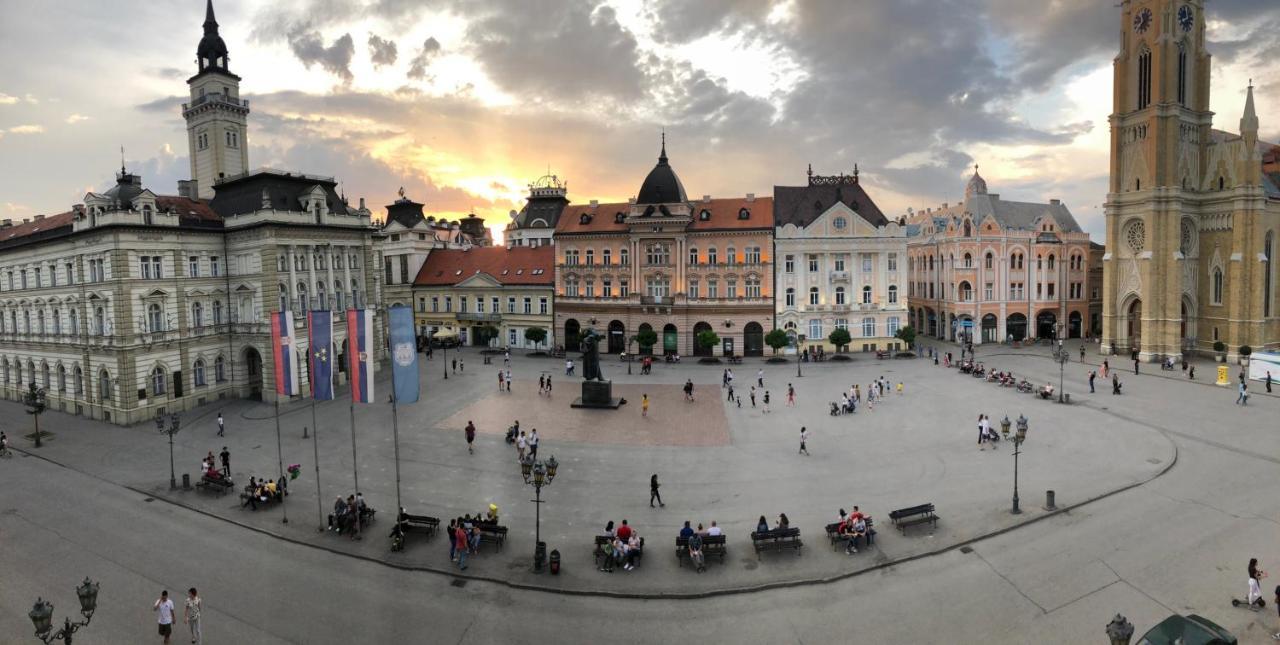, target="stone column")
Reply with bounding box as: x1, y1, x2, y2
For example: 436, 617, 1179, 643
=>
287, 245, 298, 313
